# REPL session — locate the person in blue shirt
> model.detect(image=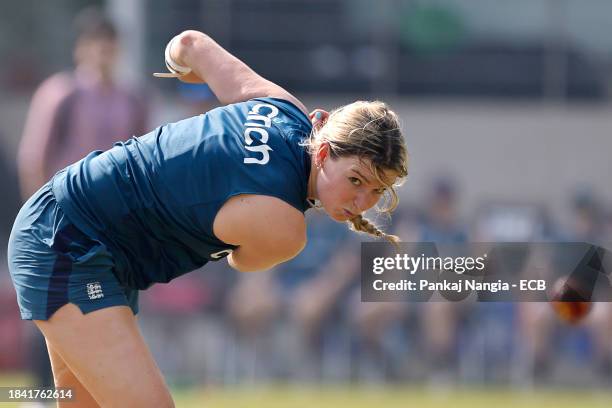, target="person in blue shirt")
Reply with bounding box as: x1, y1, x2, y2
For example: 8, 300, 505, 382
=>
8, 30, 408, 407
